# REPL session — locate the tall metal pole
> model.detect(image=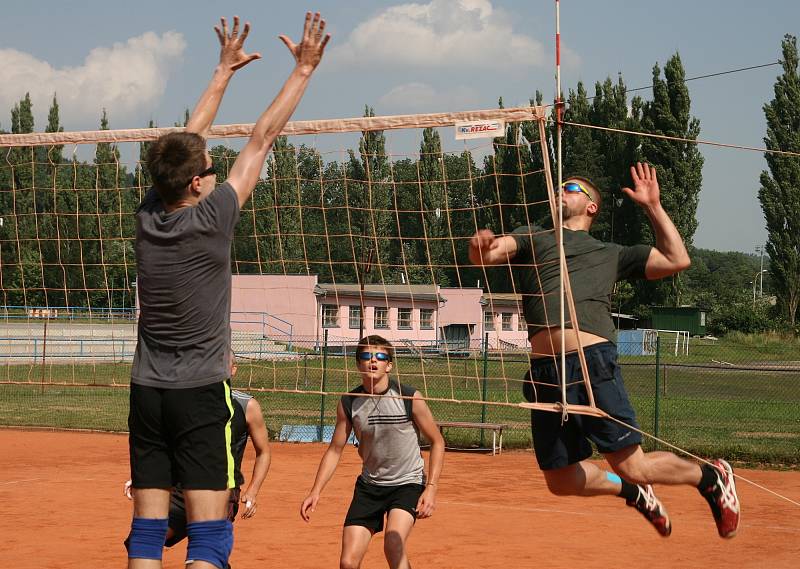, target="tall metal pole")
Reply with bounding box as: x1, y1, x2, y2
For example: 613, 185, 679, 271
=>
319, 329, 329, 442
480, 333, 489, 447
555, 0, 567, 410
